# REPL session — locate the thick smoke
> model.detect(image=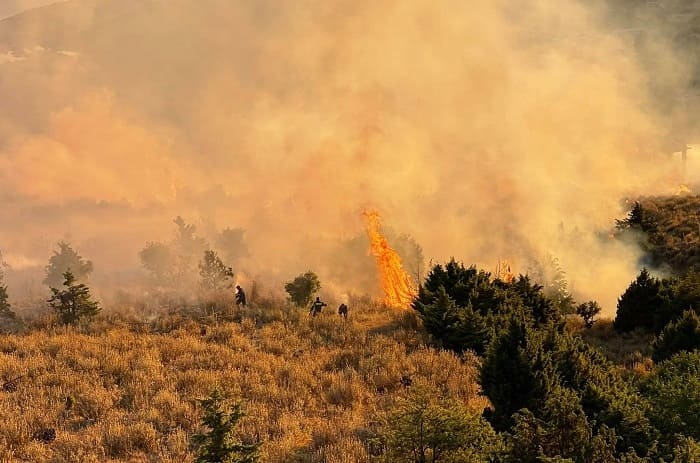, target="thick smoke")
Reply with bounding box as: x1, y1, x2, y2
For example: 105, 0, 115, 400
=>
0, 0, 696, 314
